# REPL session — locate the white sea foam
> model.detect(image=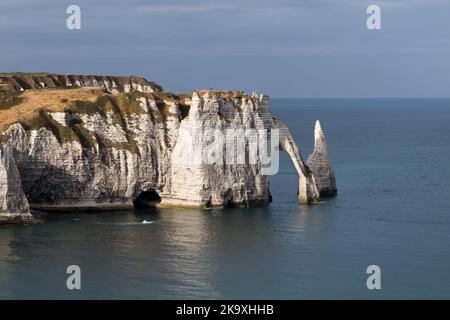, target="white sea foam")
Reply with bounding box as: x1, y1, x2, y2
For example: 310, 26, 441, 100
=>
96, 221, 155, 226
